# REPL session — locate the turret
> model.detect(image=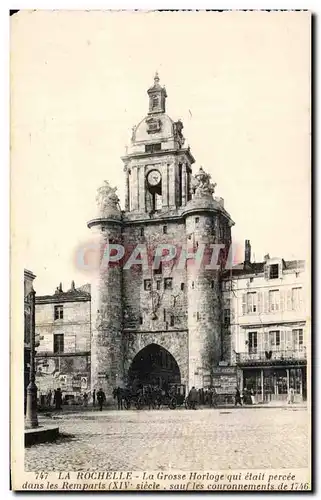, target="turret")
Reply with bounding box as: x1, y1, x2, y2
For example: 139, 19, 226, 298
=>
183, 167, 234, 389
87, 181, 124, 400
